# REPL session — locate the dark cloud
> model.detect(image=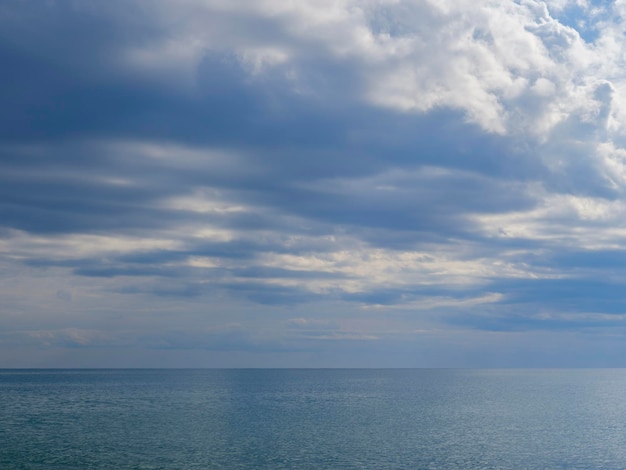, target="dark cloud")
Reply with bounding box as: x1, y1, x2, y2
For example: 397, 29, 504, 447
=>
3, 0, 626, 366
